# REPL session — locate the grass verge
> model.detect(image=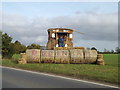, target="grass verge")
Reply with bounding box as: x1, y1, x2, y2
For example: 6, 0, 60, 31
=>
2, 54, 119, 85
